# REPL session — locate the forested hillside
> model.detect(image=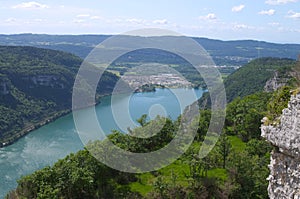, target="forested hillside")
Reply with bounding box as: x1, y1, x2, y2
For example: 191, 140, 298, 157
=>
7, 58, 298, 199
224, 57, 295, 101
0, 46, 118, 146
199, 57, 296, 107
